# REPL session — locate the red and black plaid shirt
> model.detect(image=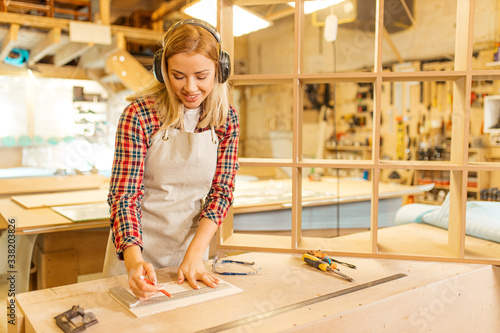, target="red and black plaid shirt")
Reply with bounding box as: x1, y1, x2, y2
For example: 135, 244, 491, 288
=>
107, 97, 239, 259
